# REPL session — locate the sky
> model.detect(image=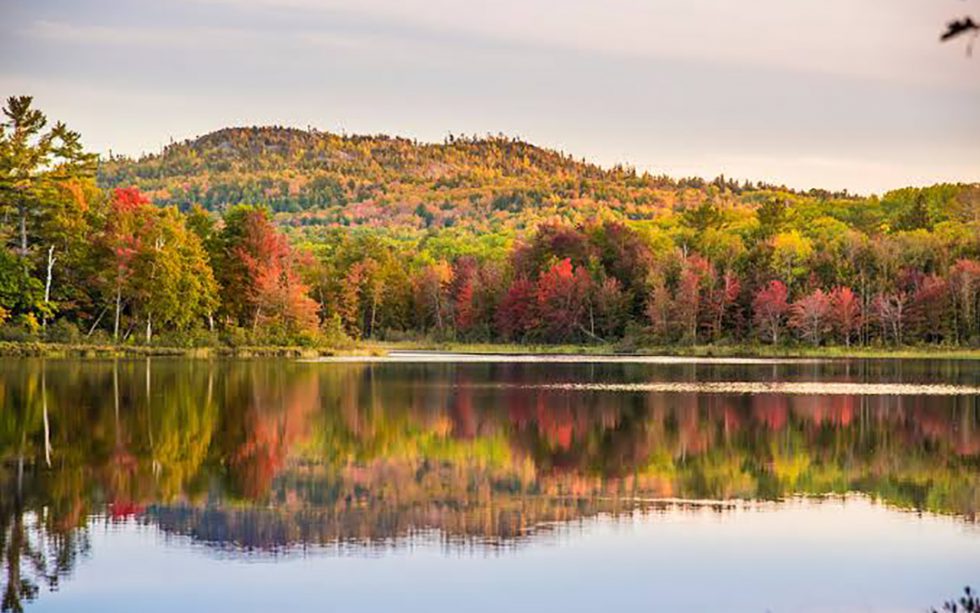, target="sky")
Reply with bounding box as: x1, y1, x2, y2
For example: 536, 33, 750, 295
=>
1, 0, 978, 195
